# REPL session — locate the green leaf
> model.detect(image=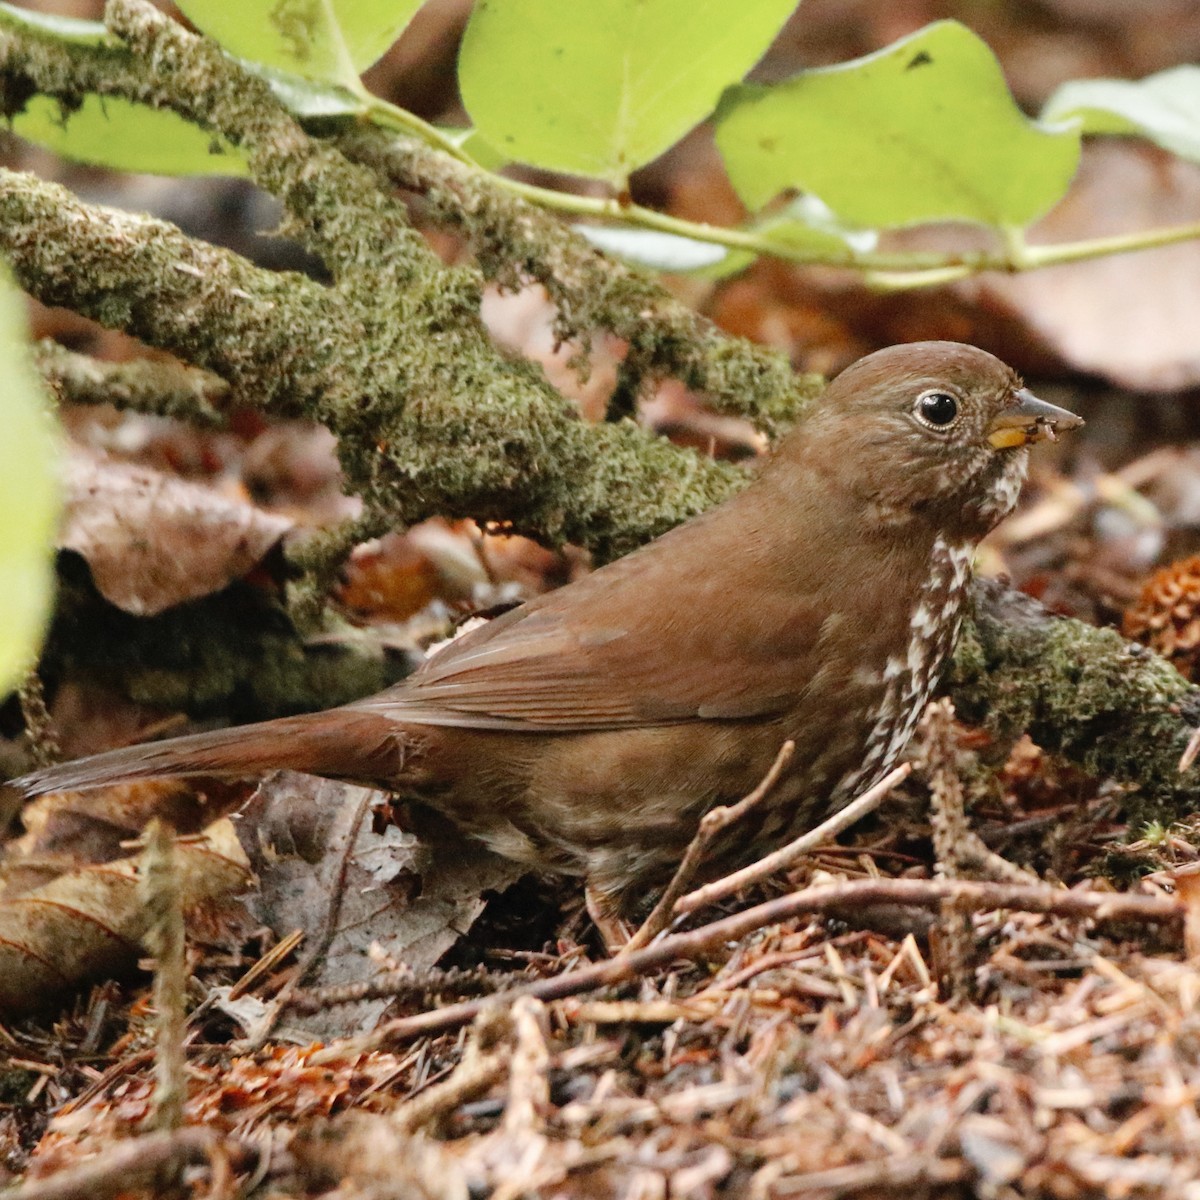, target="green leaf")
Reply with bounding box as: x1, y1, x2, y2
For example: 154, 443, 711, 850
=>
9, 94, 247, 177
8, 94, 248, 175
752, 195, 878, 255
1044, 66, 1200, 162
459, 0, 797, 186
715, 20, 1081, 229
0, 270, 58, 694
250, 63, 368, 122
0, 4, 242, 176
176, 0, 425, 87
